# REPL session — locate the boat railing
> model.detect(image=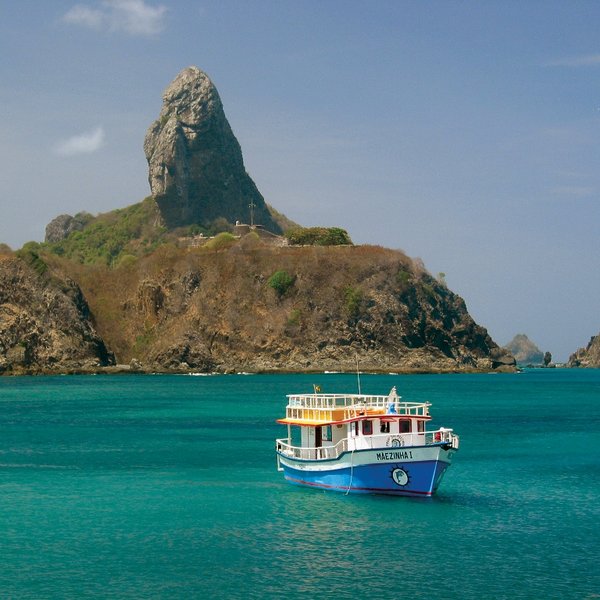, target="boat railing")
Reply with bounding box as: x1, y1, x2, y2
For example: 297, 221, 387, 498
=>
368, 429, 459, 450
275, 437, 349, 461
285, 393, 430, 419
276, 428, 458, 461
430, 429, 459, 450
